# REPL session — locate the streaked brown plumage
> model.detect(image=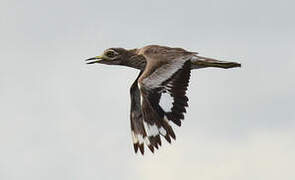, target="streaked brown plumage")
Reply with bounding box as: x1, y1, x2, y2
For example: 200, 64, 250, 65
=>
86, 45, 241, 155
